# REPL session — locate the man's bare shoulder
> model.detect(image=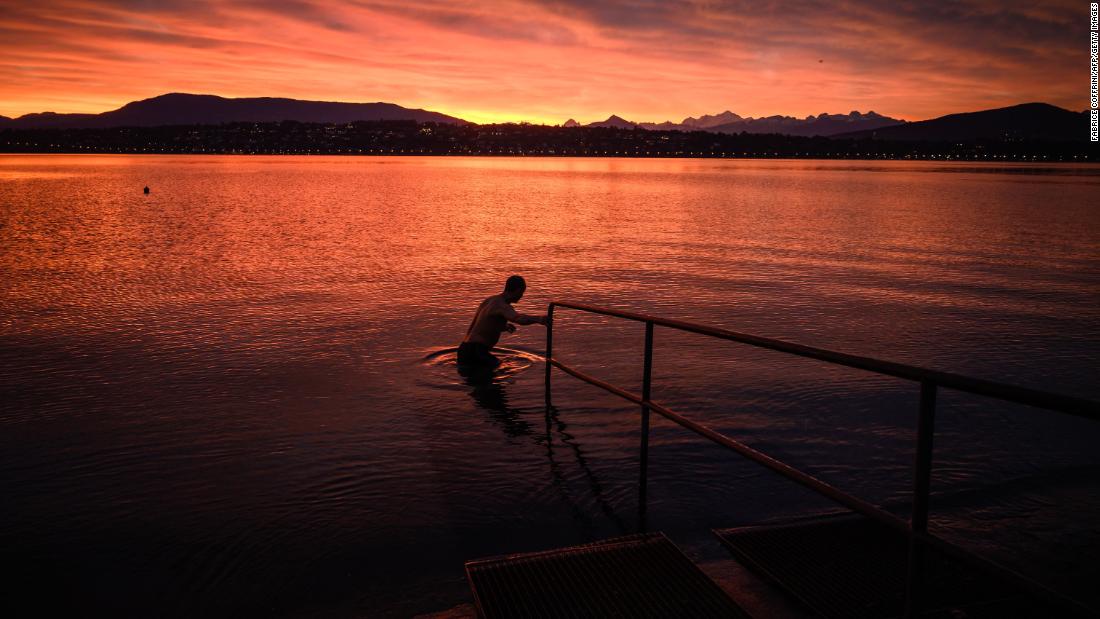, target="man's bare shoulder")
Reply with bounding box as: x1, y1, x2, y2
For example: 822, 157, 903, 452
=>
486, 295, 517, 317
